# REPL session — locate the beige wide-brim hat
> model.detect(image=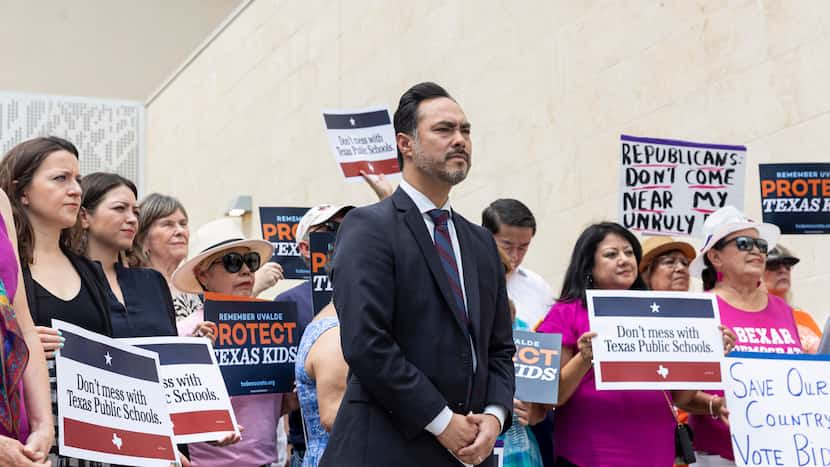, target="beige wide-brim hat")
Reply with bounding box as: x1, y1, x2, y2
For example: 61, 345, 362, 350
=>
689, 205, 780, 277
171, 217, 274, 294
639, 236, 696, 273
